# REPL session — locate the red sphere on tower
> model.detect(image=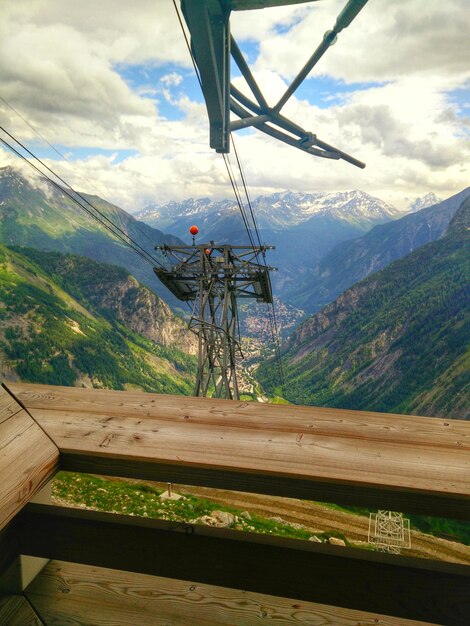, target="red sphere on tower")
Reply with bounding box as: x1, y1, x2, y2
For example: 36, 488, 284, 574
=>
205, 248, 211, 255
189, 225, 199, 236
